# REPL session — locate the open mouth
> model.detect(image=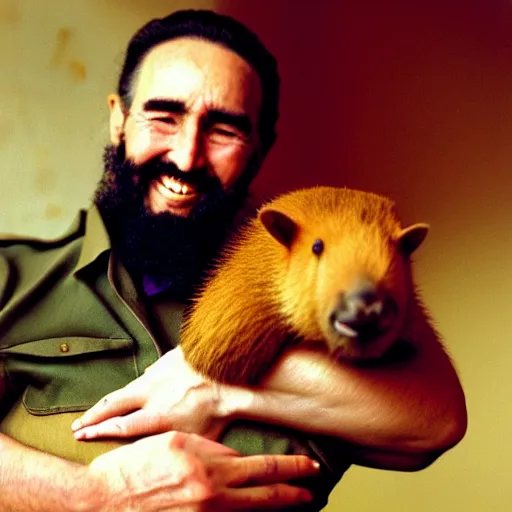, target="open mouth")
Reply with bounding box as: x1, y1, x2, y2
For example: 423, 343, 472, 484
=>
332, 320, 358, 338
159, 175, 197, 196
147, 174, 202, 215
